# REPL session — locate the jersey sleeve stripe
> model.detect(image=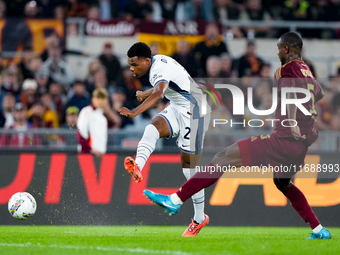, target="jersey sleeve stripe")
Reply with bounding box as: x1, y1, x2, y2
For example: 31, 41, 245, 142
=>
168, 81, 190, 100
279, 66, 281, 78
154, 79, 169, 87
